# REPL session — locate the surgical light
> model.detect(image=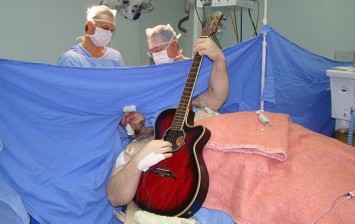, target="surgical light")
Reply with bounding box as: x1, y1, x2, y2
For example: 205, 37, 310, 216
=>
100, 0, 154, 20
